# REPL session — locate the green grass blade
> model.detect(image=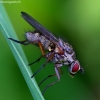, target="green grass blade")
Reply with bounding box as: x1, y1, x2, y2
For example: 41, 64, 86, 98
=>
0, 3, 45, 100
